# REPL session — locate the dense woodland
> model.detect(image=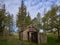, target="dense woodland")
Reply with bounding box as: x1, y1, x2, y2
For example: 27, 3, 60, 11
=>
0, 0, 60, 45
